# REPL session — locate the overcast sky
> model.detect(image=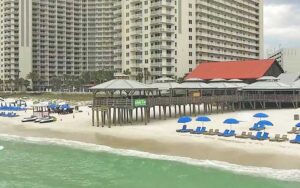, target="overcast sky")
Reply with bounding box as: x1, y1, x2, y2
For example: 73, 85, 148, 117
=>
264, 0, 300, 56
